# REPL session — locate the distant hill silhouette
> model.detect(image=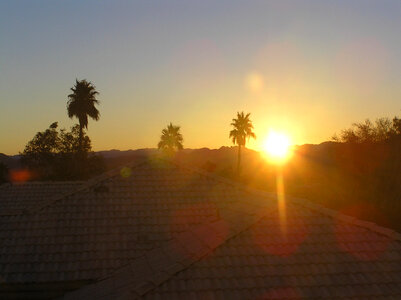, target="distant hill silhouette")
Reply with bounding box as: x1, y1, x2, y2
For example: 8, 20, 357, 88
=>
0, 153, 21, 169
96, 148, 158, 169
96, 146, 264, 176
